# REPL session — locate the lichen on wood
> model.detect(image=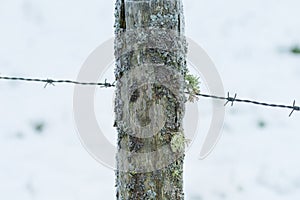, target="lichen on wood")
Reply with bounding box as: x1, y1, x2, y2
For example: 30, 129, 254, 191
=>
114, 0, 187, 199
